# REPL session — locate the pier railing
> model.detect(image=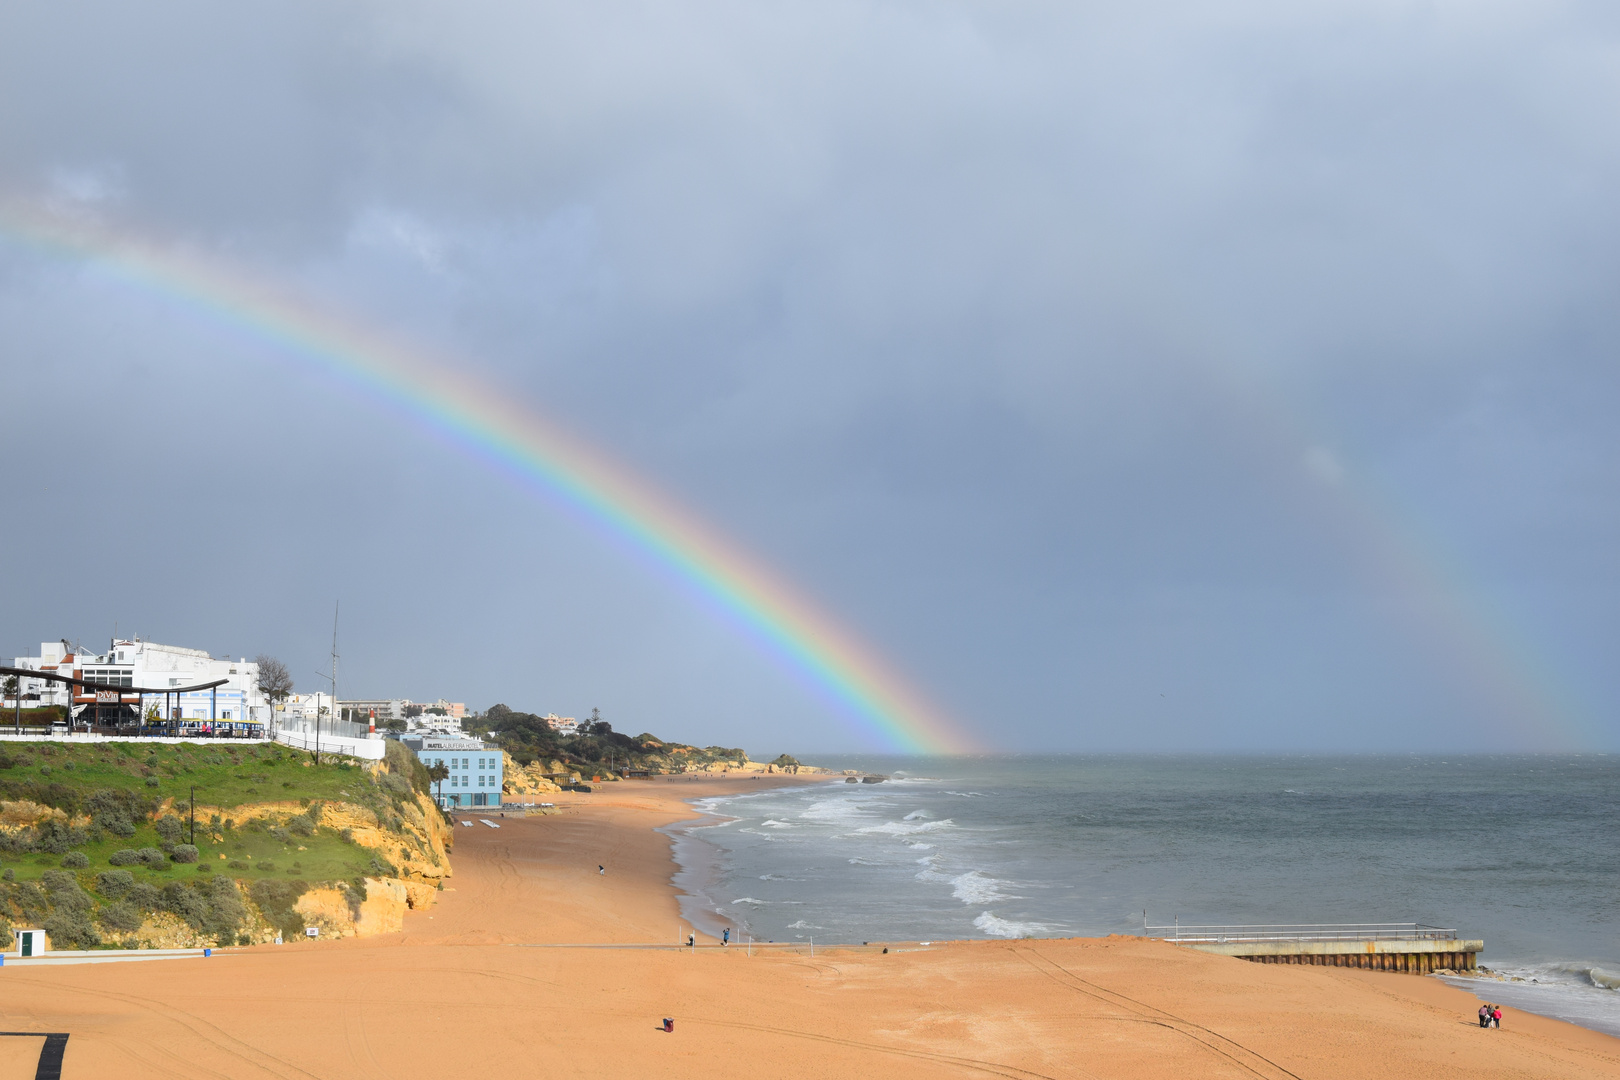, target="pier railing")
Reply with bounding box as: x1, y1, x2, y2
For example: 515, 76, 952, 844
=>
1143, 922, 1458, 944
